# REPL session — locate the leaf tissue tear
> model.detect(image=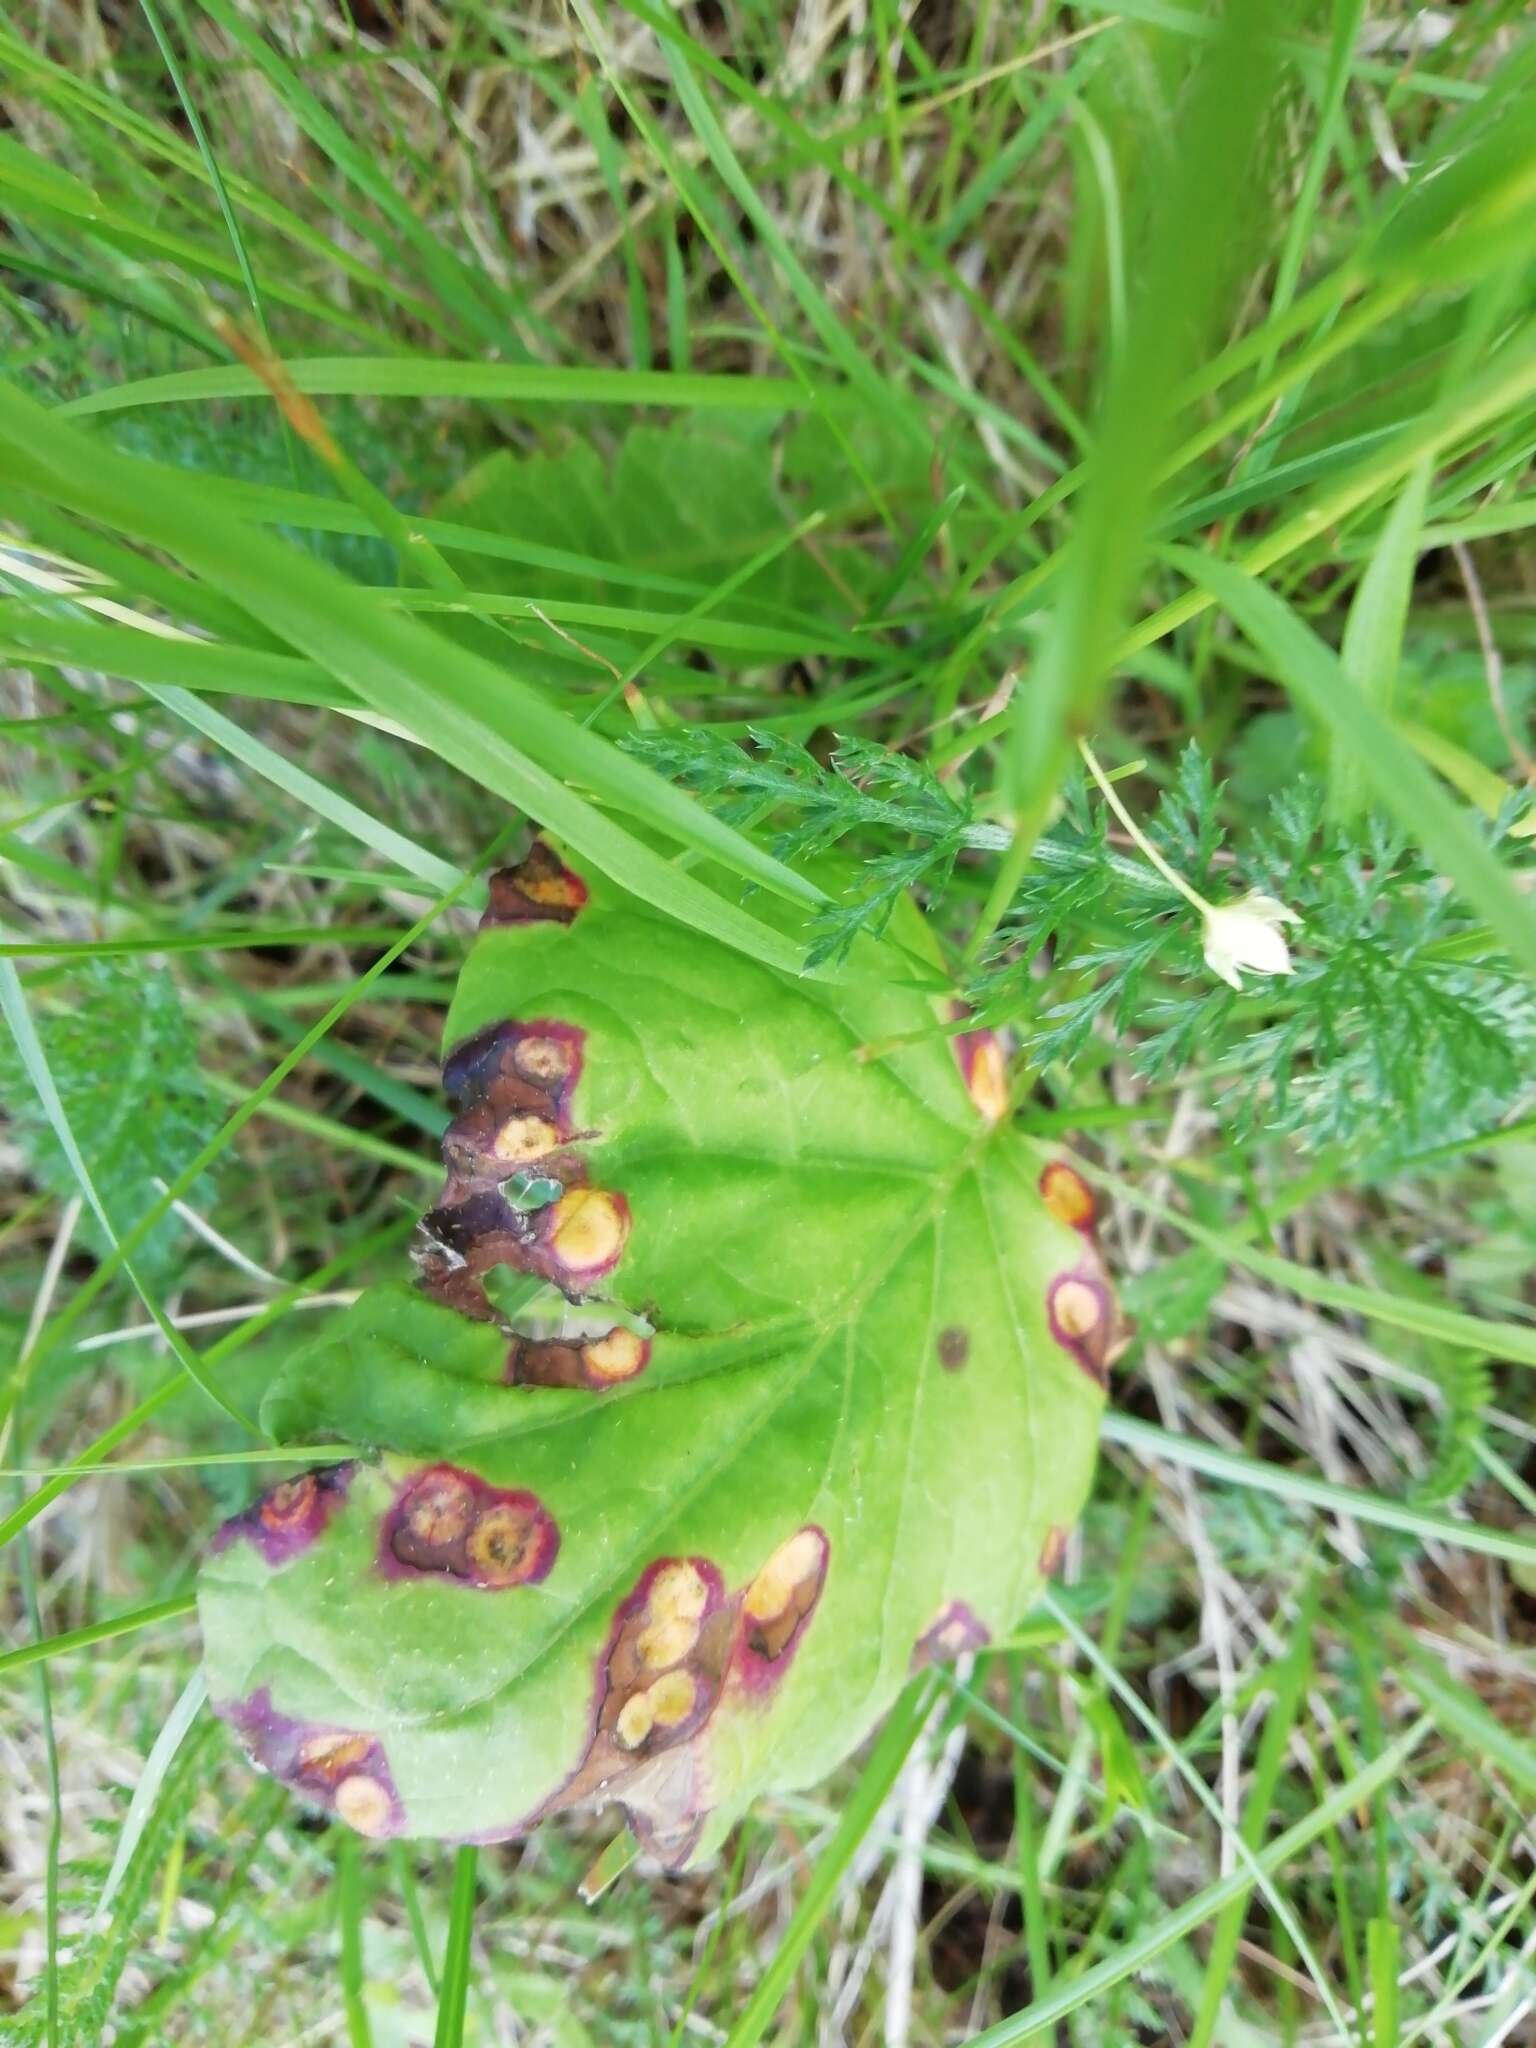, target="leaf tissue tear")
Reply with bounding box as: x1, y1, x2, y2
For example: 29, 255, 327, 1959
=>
198, 836, 1112, 1865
